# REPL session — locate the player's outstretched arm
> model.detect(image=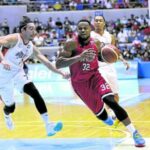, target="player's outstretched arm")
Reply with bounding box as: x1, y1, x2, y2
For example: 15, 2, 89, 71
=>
33, 46, 69, 78
111, 34, 129, 68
